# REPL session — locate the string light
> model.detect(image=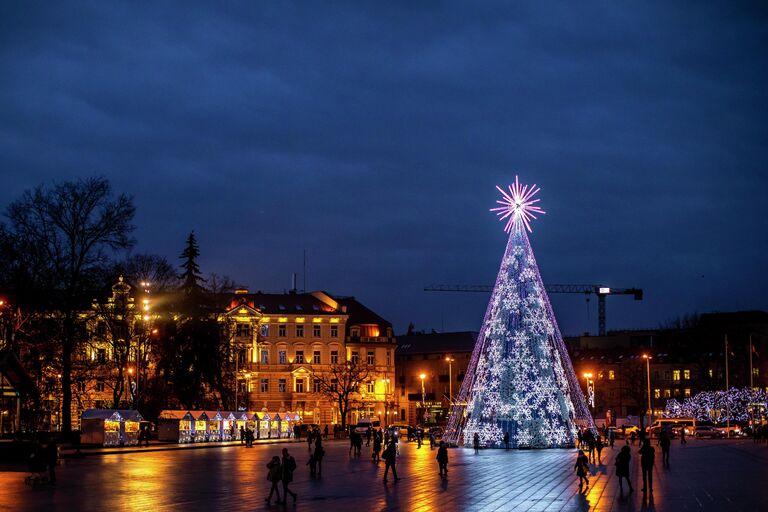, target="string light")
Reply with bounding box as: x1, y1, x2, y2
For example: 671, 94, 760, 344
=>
664, 388, 768, 422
